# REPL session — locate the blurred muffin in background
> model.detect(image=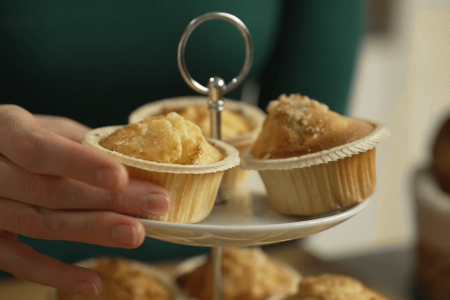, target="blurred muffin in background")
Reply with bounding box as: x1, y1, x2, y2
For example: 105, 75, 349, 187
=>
286, 274, 387, 300
176, 247, 301, 300
431, 117, 450, 193
56, 257, 173, 300
415, 116, 450, 300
